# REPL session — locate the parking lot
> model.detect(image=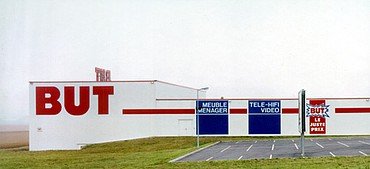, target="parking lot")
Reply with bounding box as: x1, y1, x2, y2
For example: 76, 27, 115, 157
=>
173, 137, 370, 162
